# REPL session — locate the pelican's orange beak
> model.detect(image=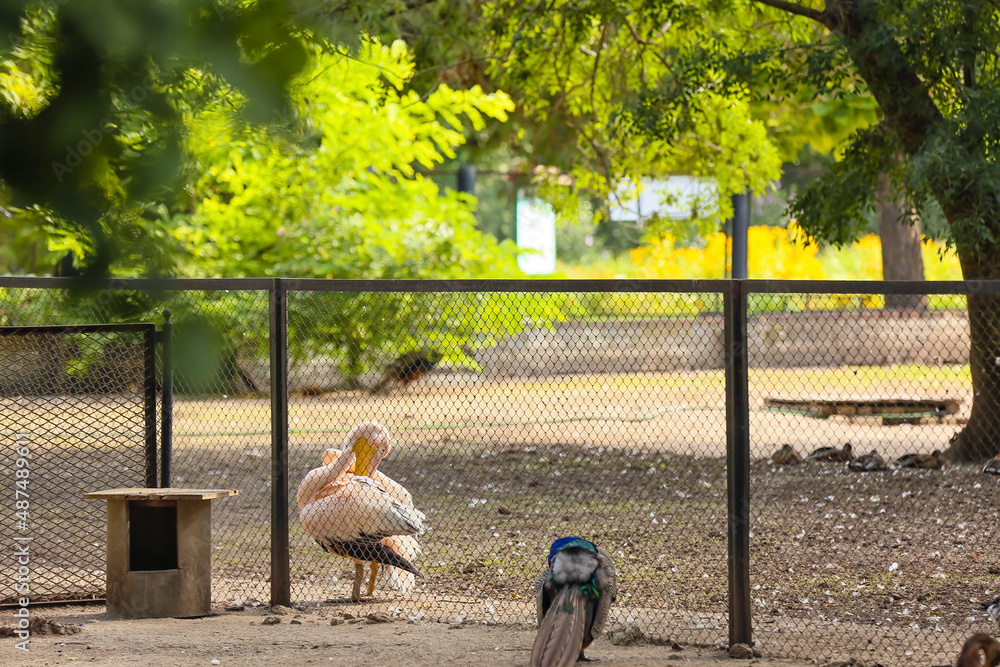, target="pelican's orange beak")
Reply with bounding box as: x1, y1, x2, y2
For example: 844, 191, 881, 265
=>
352, 436, 378, 476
